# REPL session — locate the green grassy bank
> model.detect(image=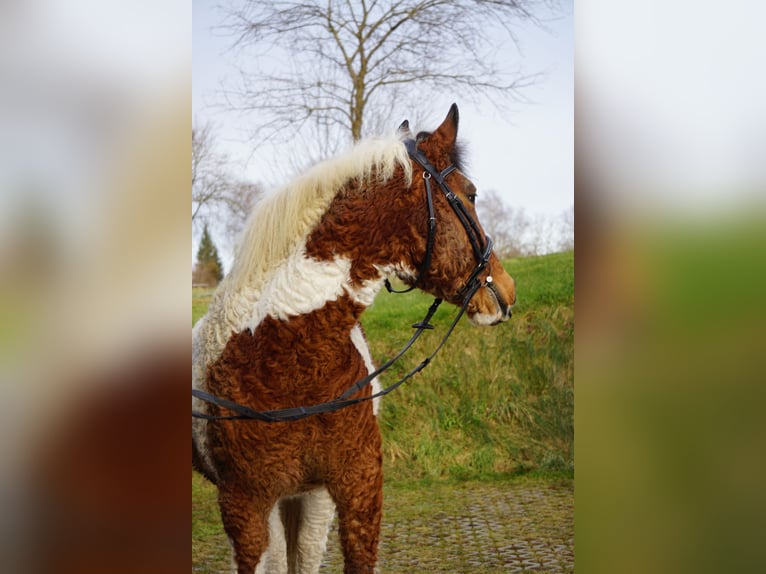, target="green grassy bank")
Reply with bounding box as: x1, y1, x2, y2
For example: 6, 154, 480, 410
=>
362, 250, 573, 480
192, 250, 573, 480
